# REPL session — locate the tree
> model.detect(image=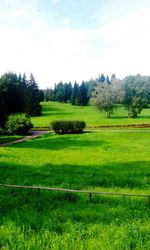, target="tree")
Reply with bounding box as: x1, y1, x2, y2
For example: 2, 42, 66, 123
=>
63, 82, 72, 103
78, 81, 88, 106
105, 75, 110, 84
122, 75, 149, 118
39, 90, 44, 102
55, 82, 64, 102
91, 81, 118, 118
71, 81, 79, 105
24, 73, 42, 116
111, 74, 116, 82
100, 74, 105, 83
44, 88, 54, 101
0, 72, 24, 127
